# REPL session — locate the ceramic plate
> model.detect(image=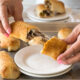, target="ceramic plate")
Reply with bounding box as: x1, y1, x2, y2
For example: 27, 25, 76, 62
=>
14, 45, 72, 75
20, 67, 72, 78
28, 15, 69, 22
26, 5, 70, 22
